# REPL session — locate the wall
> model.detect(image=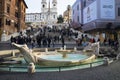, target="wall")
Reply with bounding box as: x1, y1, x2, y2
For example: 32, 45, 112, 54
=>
72, 0, 82, 27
